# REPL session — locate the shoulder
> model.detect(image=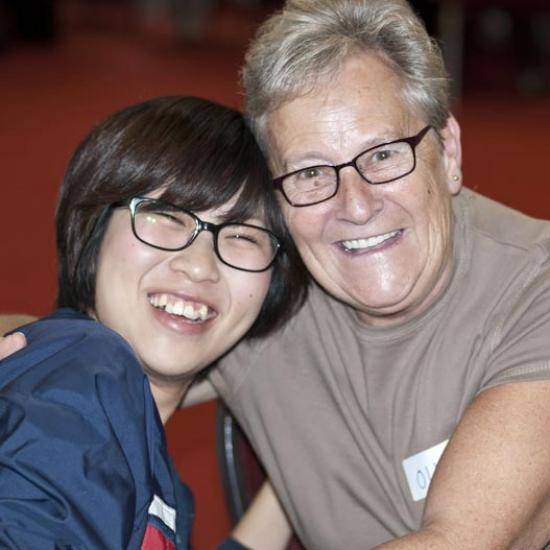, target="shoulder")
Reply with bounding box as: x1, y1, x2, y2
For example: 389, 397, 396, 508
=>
0, 311, 162, 548
459, 188, 550, 255
5, 308, 138, 375
454, 189, 550, 312
23, 308, 134, 354
0, 308, 154, 467
0, 308, 144, 413
451, 195, 550, 389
